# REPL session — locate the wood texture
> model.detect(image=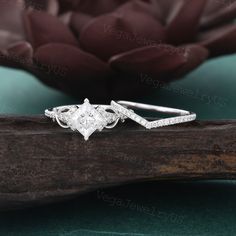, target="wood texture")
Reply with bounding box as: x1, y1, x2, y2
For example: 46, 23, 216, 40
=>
0, 116, 236, 210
